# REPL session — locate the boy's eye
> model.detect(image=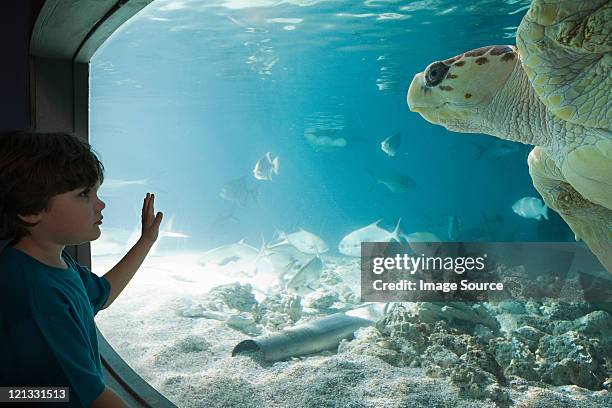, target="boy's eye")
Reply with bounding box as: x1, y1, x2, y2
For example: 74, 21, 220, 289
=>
79, 190, 90, 198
